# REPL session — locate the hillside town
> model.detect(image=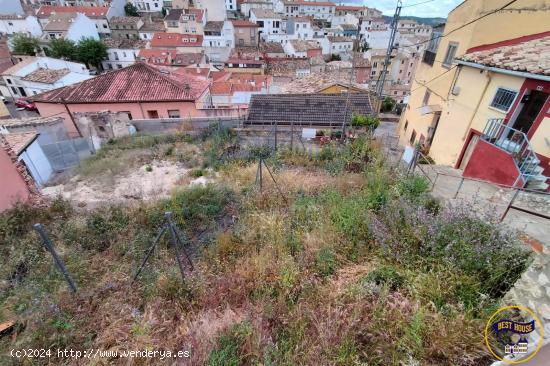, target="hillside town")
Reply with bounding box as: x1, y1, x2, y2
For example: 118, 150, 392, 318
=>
0, 0, 549, 365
